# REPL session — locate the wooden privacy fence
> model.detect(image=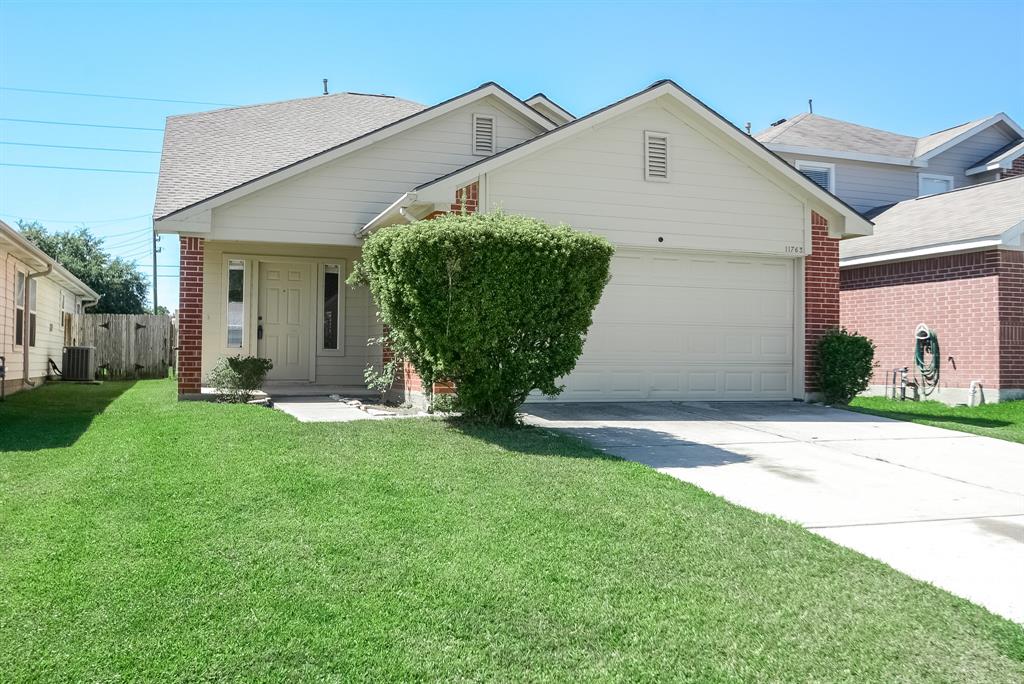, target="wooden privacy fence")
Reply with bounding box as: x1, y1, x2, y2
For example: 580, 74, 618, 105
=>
65, 314, 176, 380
